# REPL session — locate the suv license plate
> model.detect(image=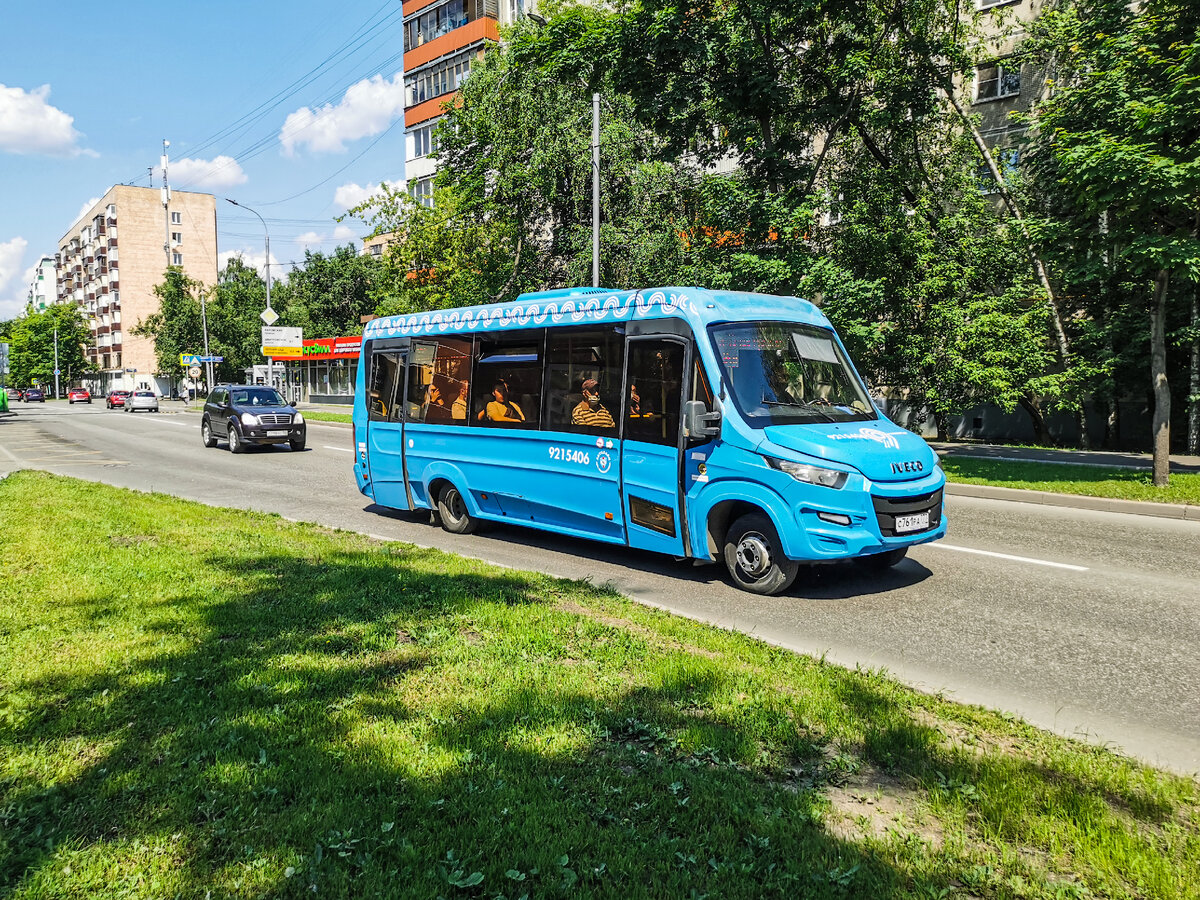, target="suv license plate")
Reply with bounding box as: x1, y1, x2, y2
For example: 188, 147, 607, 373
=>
895, 512, 930, 534
267, 430, 289, 437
